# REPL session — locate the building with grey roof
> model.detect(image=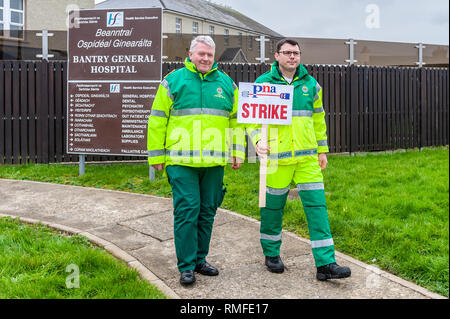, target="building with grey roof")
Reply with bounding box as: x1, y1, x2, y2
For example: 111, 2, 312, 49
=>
96, 0, 283, 37
96, 0, 284, 62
